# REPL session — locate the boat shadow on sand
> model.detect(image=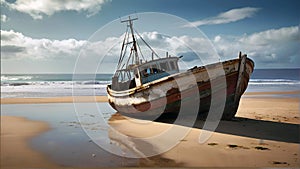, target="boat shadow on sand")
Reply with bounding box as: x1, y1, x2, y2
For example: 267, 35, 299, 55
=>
108, 112, 298, 164
155, 115, 299, 144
